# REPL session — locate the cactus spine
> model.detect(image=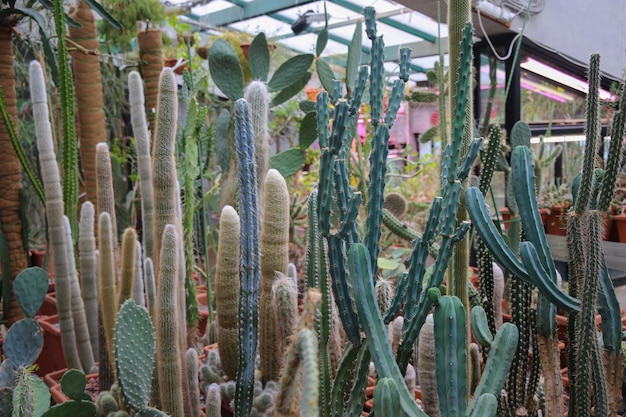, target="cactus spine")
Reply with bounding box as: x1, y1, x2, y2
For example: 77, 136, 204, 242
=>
78, 201, 99, 360
29, 60, 81, 371
215, 205, 240, 381
259, 169, 290, 383
129, 71, 155, 261
156, 224, 184, 416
